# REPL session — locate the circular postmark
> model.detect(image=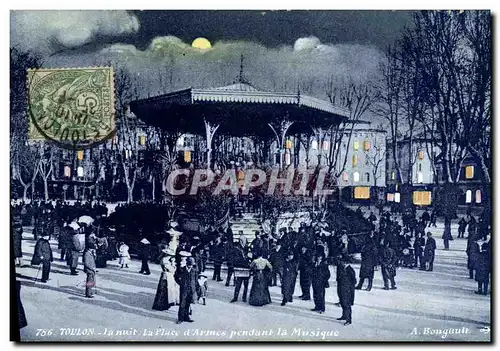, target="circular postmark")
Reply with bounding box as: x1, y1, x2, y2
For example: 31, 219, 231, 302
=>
27, 67, 115, 150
